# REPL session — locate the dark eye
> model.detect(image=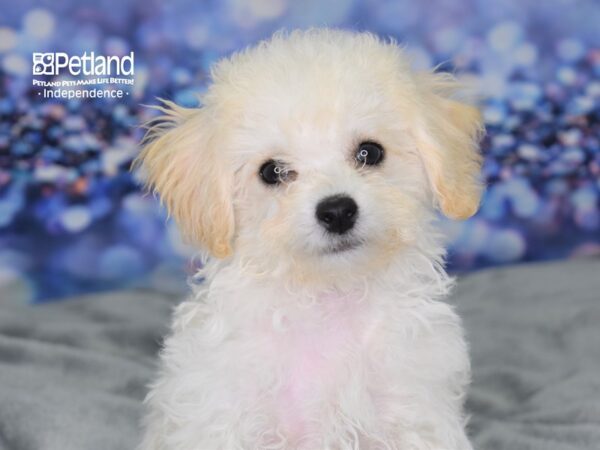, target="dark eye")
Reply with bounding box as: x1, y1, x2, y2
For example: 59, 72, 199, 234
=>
356, 141, 384, 166
259, 159, 290, 185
